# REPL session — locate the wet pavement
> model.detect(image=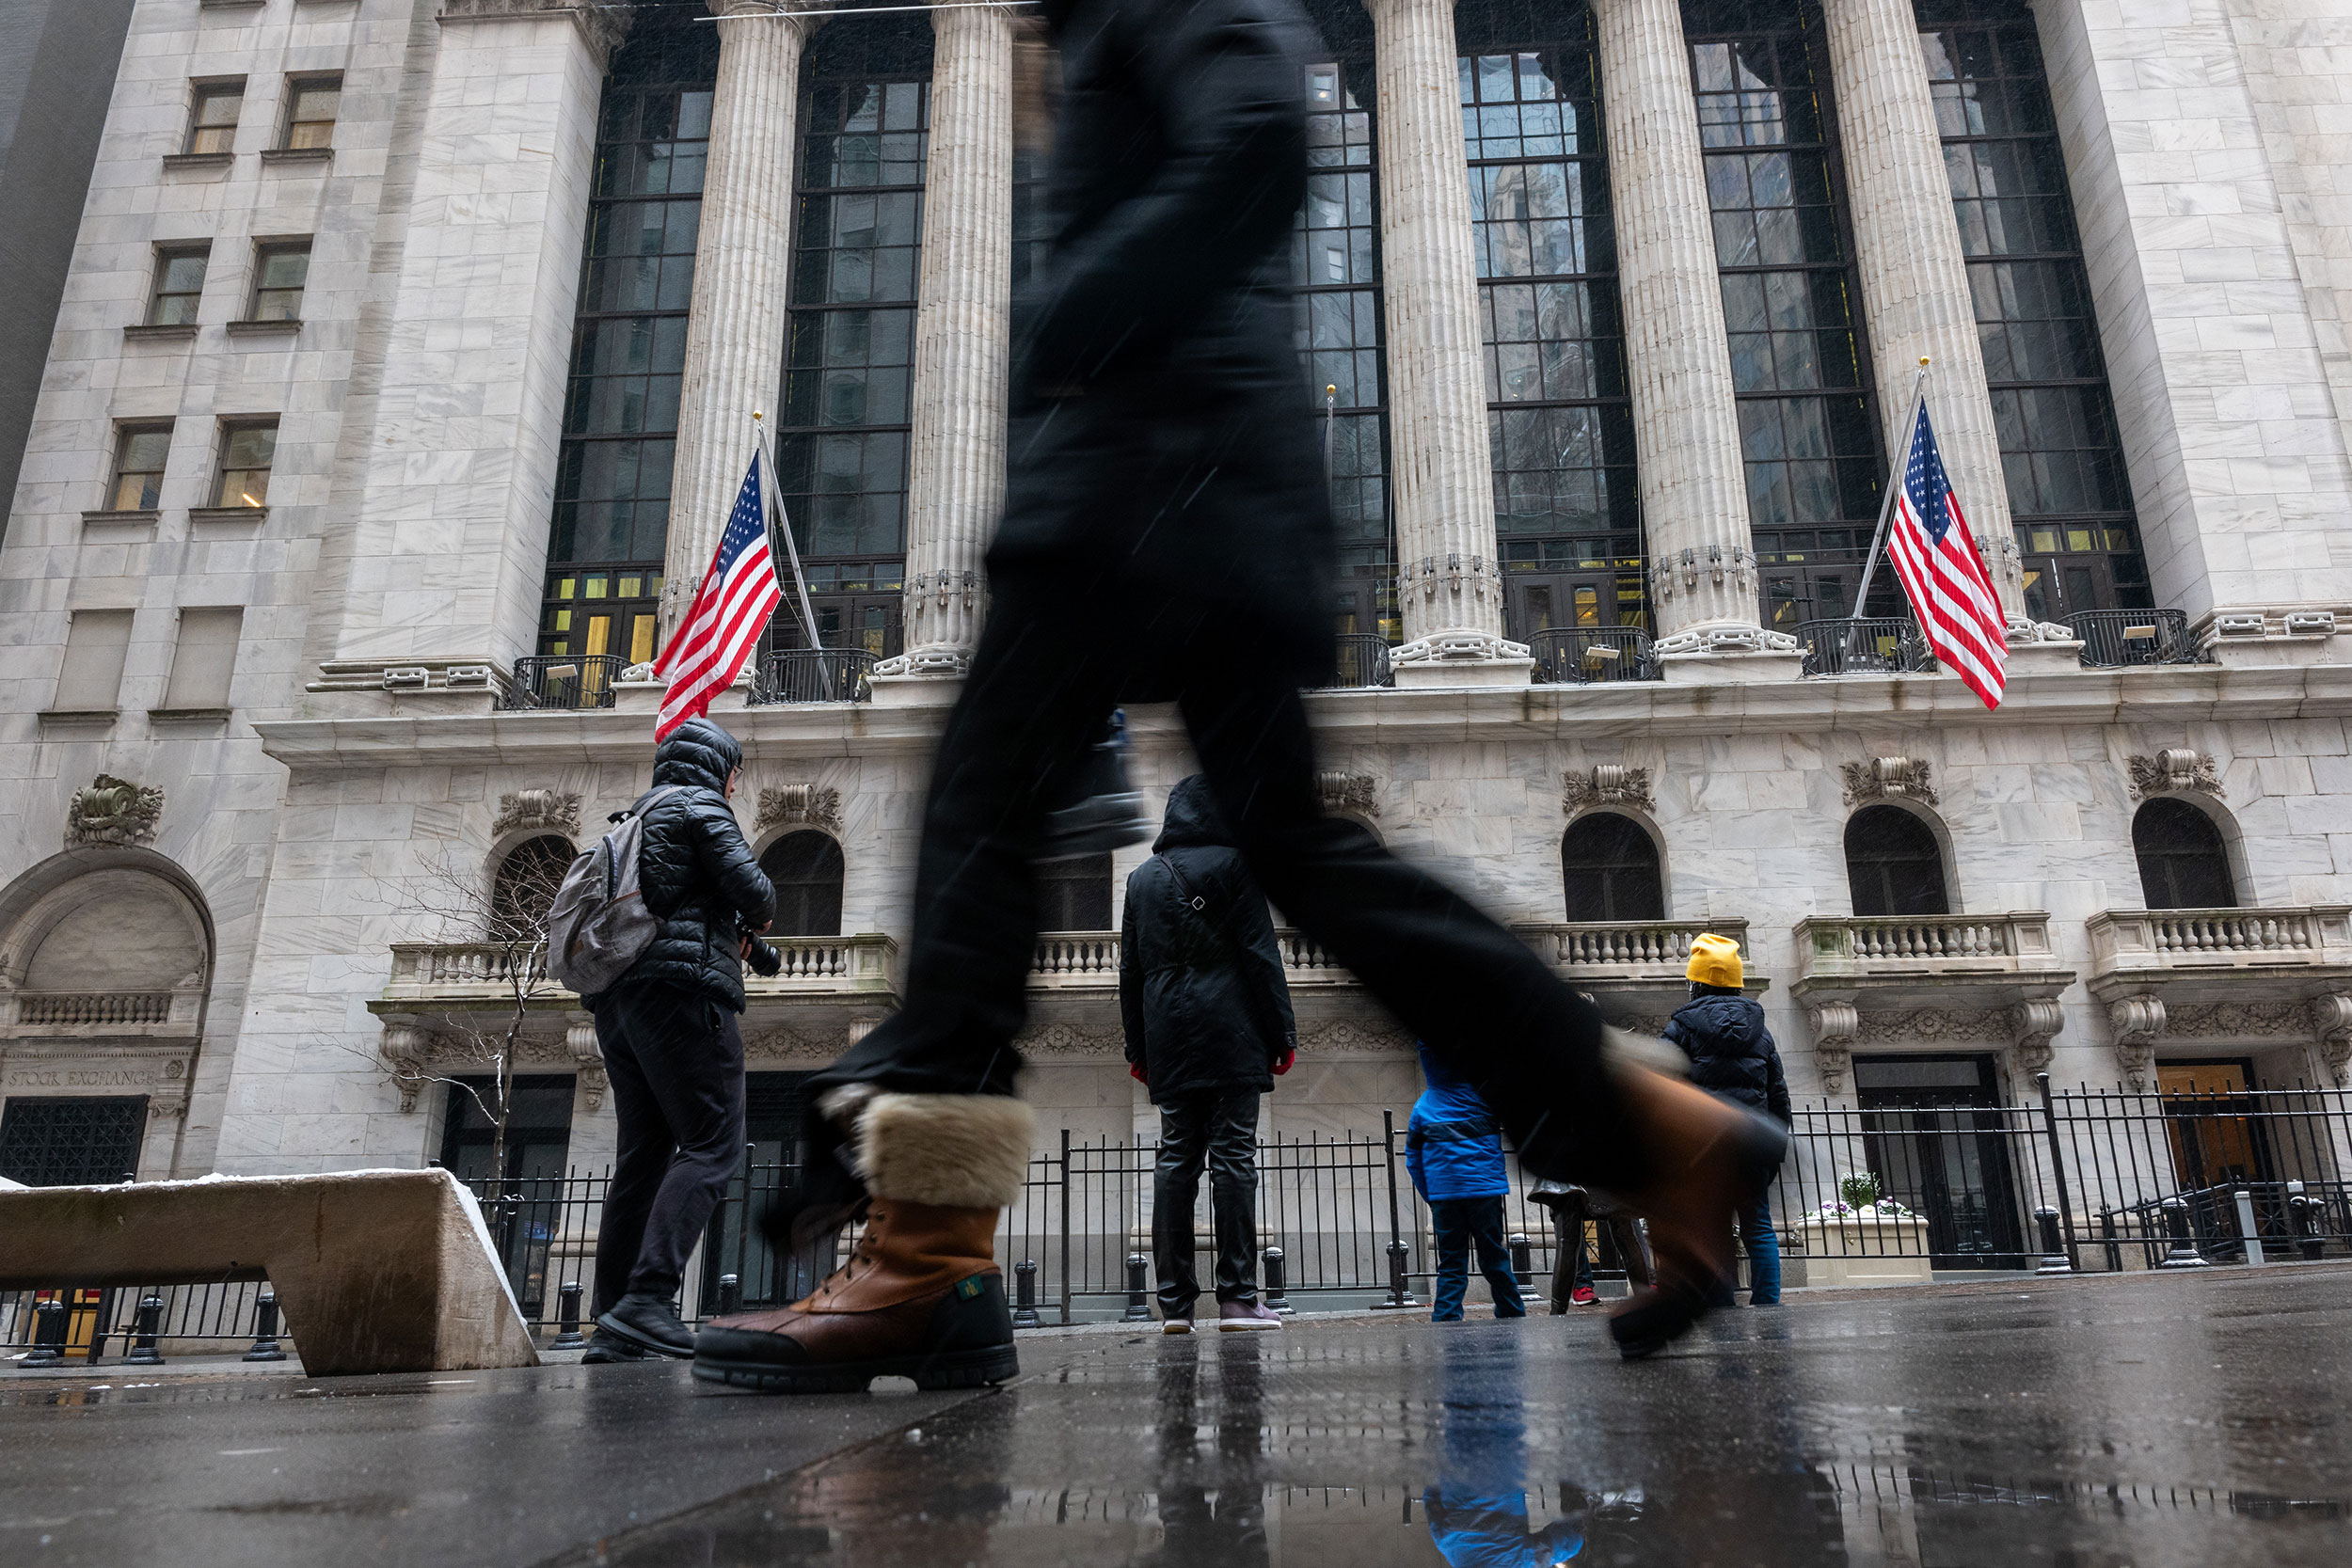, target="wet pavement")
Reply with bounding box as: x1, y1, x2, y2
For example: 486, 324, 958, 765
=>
4, 1264, 2348, 1567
